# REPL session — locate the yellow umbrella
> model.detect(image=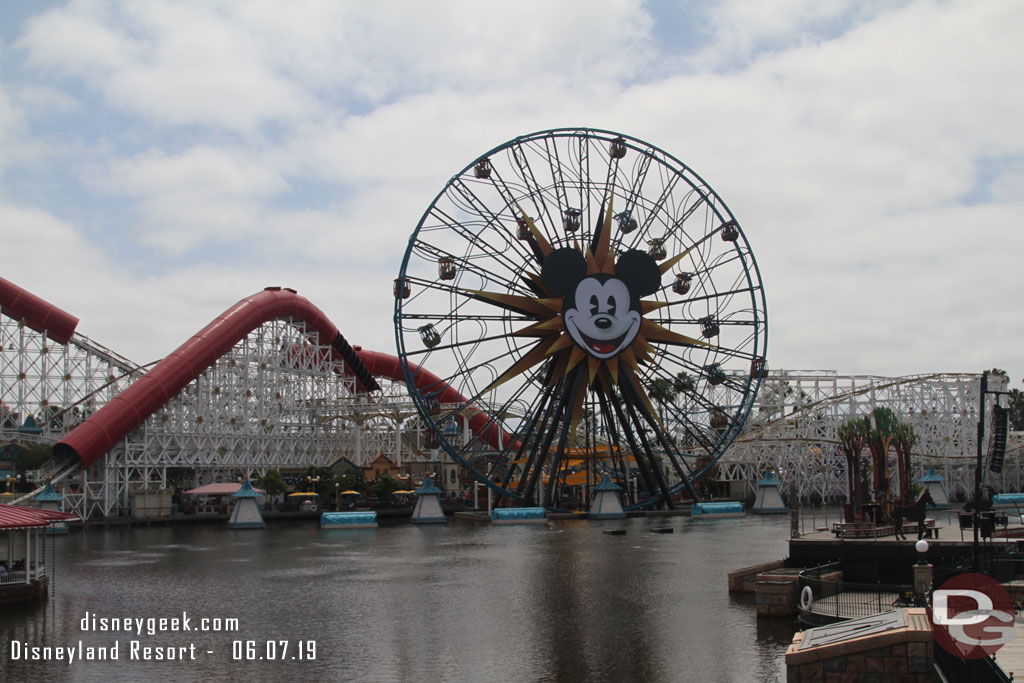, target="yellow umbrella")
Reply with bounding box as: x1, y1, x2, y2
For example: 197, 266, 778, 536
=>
288, 491, 320, 497
340, 490, 360, 495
